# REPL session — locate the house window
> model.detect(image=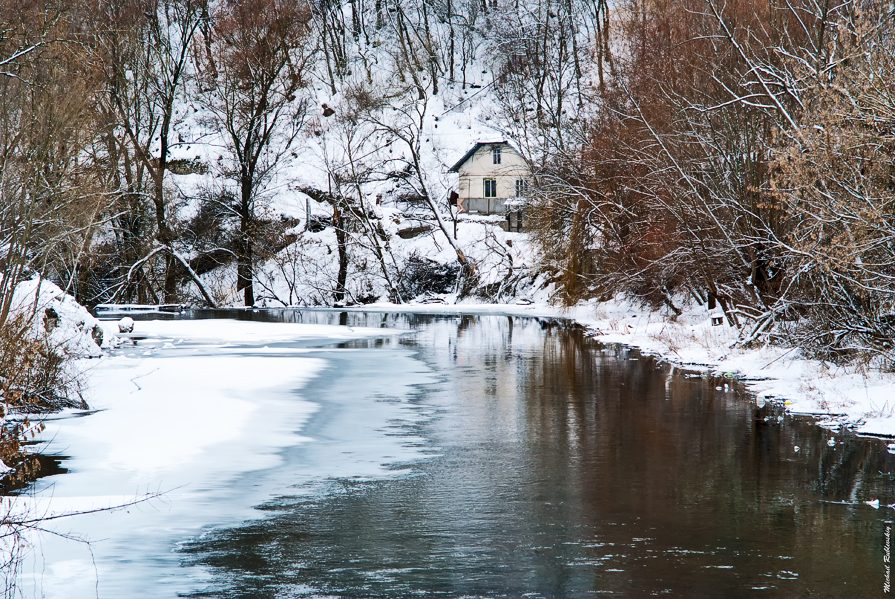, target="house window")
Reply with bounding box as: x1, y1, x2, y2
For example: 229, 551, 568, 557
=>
515, 179, 528, 197
492, 147, 502, 165
483, 178, 497, 198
